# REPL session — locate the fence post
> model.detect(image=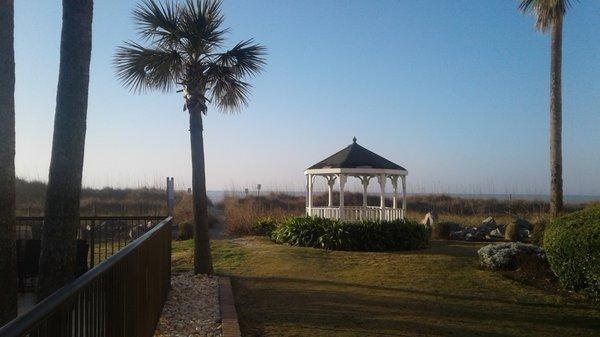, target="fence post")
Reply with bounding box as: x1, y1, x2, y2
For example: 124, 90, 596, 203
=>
90, 220, 95, 268
166, 177, 174, 217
